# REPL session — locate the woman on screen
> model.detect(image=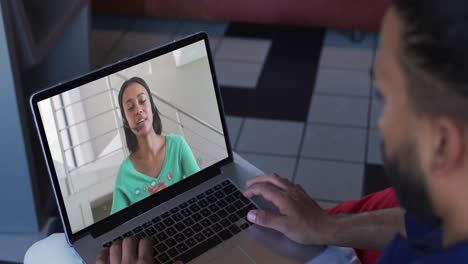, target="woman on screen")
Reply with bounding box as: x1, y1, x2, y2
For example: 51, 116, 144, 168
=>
111, 77, 200, 214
